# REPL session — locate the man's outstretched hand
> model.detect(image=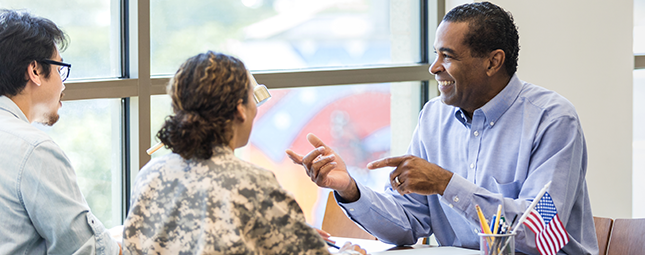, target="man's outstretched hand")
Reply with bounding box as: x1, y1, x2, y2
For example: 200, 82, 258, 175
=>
286, 133, 360, 202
